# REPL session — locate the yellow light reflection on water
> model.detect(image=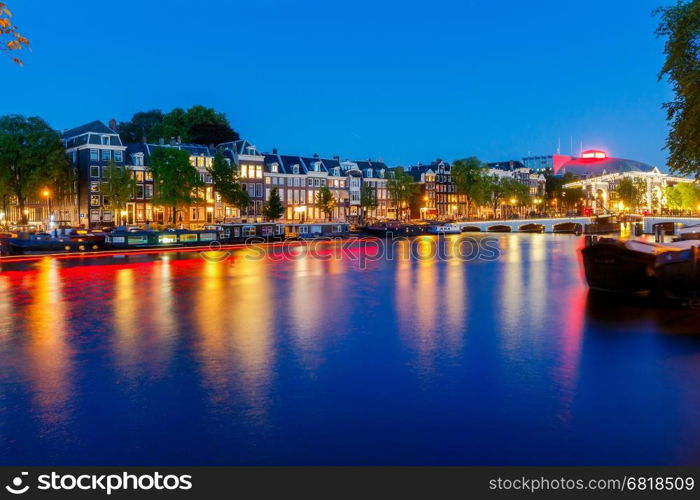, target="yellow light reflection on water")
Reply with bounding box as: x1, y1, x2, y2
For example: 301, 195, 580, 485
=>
24, 258, 72, 425
195, 251, 275, 417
